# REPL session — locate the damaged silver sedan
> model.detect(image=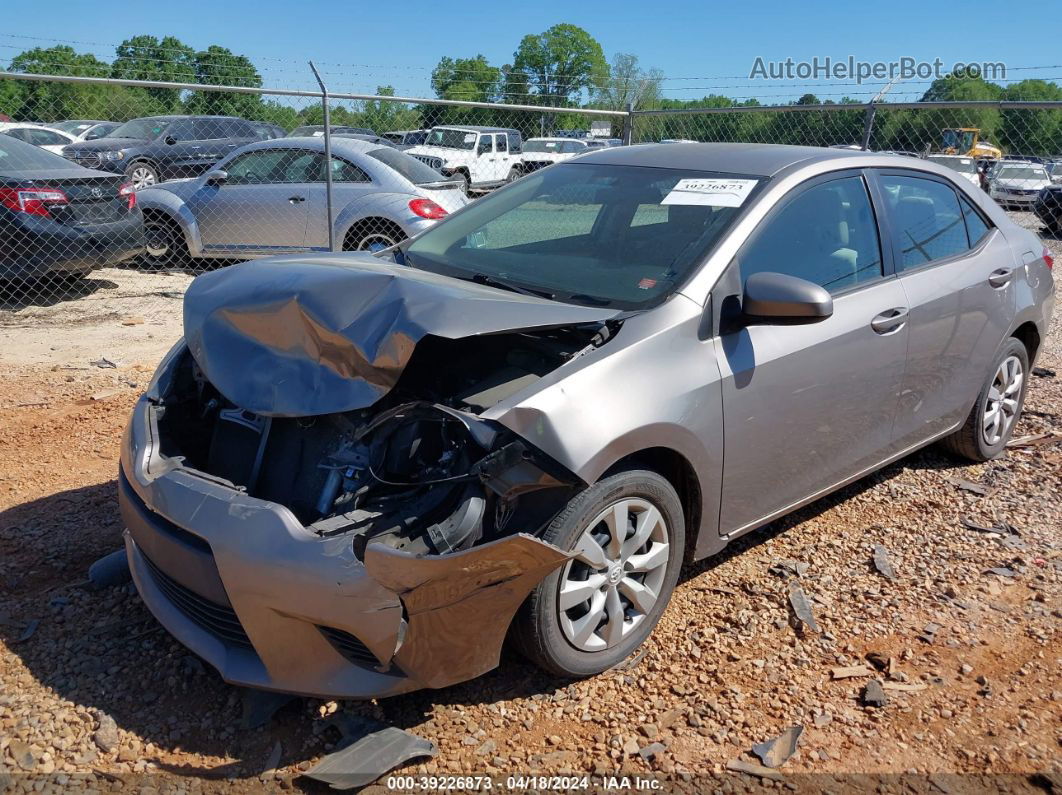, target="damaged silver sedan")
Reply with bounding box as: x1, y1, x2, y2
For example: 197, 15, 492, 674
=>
120, 143, 1055, 698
